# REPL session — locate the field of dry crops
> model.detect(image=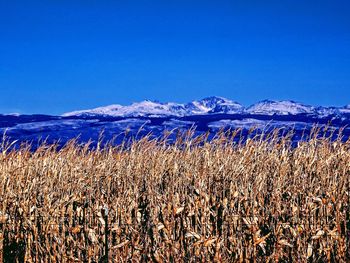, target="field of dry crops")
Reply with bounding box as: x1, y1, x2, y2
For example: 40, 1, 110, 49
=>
0, 129, 350, 262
